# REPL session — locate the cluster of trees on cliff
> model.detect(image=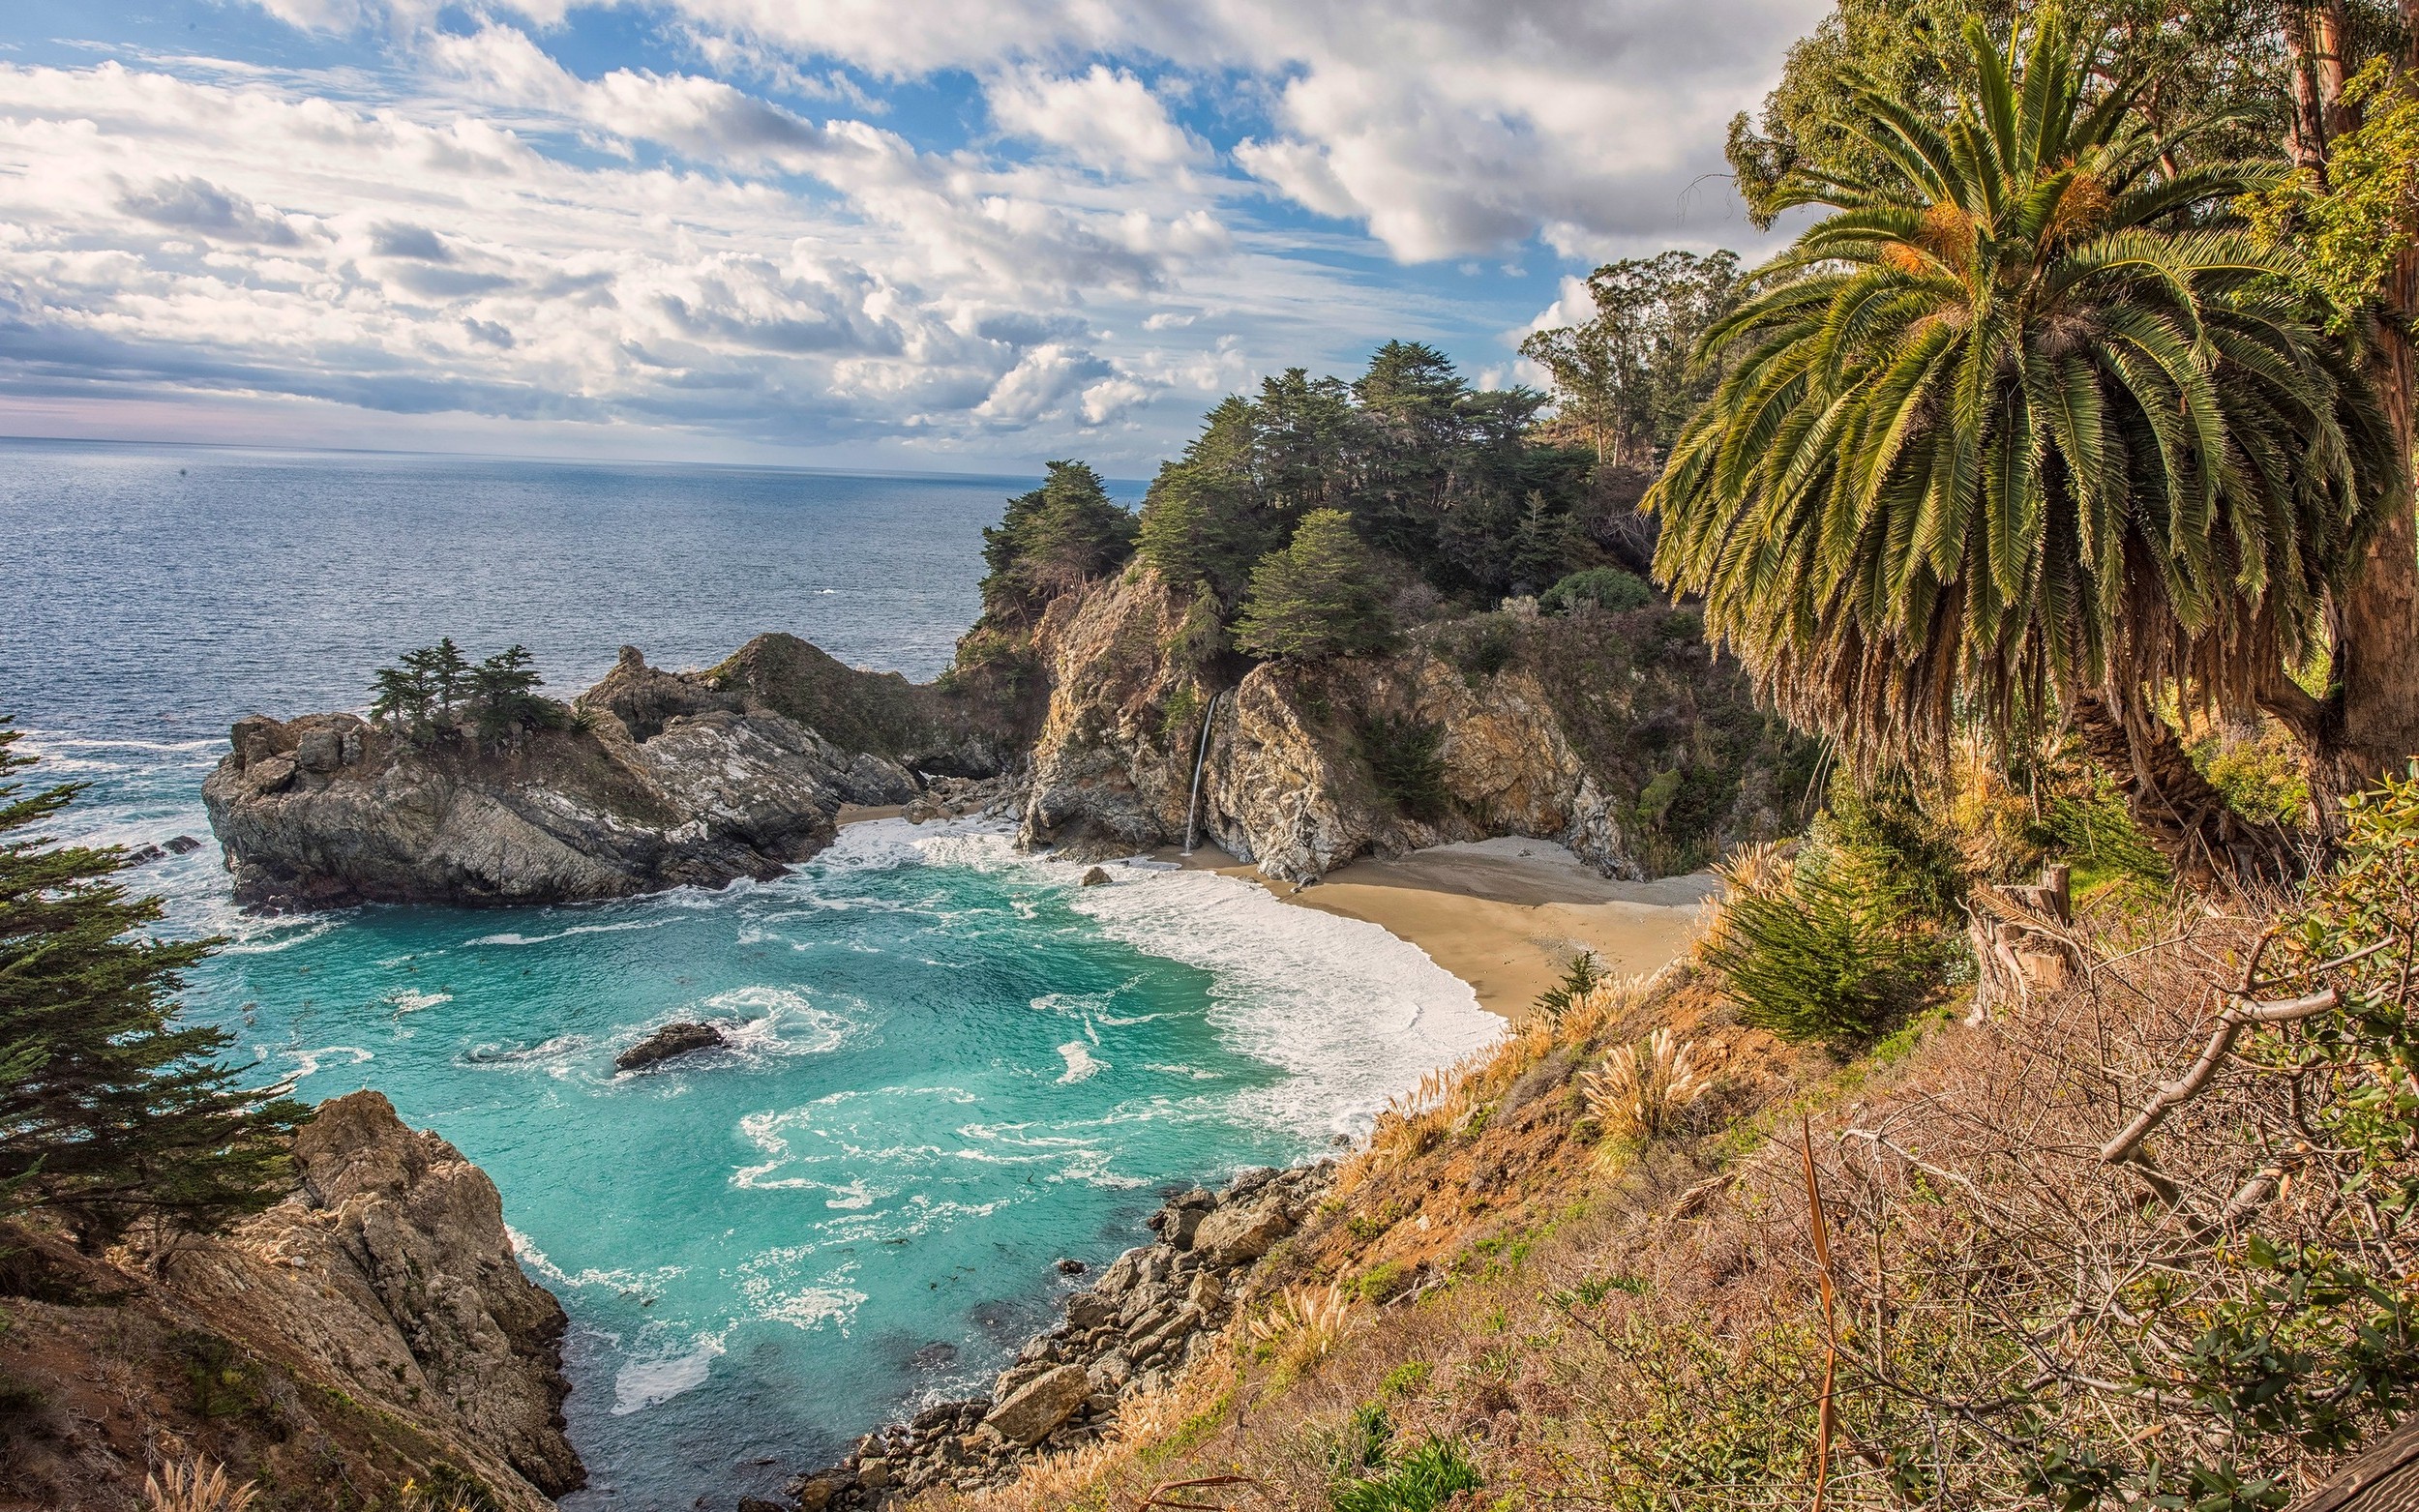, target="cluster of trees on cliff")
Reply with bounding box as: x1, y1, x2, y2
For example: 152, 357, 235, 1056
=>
972, 341, 1656, 673
369, 638, 554, 744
